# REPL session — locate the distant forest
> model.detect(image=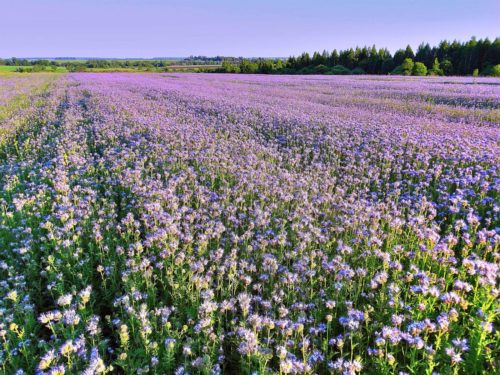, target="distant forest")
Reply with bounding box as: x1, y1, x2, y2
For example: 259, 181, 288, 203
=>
220, 37, 500, 76
1, 37, 499, 76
